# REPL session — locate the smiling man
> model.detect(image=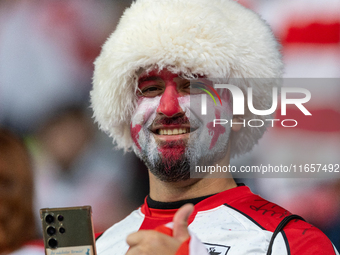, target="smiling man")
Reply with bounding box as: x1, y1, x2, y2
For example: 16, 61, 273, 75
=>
90, 0, 339, 254
131, 69, 237, 185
